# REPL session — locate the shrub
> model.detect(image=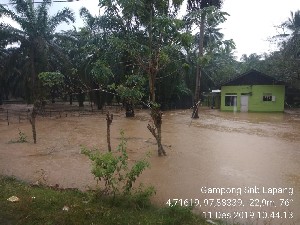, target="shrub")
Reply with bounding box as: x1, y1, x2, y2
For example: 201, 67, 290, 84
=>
8, 129, 27, 144
18, 129, 27, 143
81, 130, 154, 200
